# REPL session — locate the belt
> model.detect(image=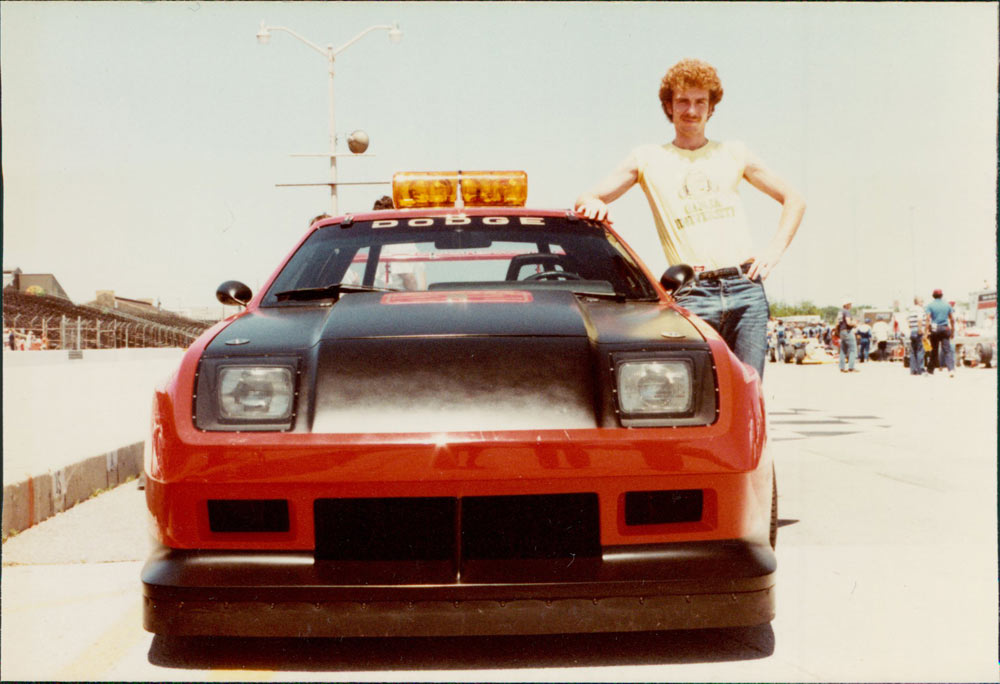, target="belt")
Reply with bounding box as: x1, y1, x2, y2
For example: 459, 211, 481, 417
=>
696, 262, 753, 281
